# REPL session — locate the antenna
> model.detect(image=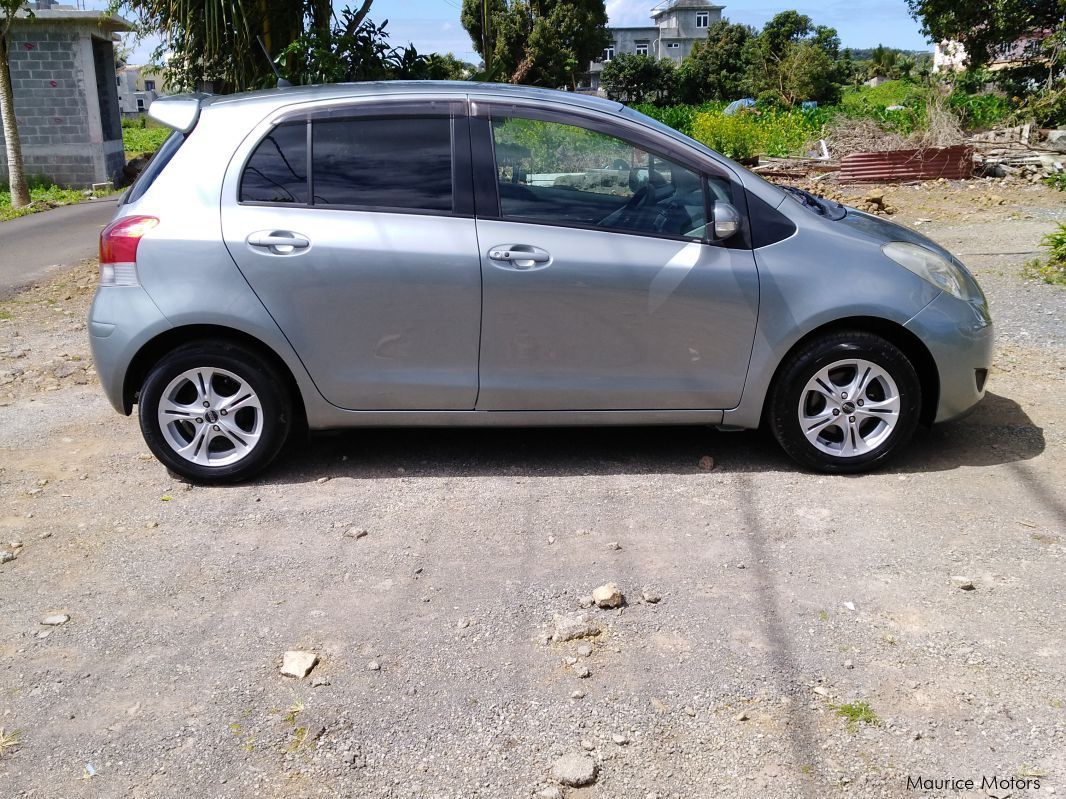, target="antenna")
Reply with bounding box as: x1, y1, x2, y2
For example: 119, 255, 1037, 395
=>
257, 36, 293, 88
